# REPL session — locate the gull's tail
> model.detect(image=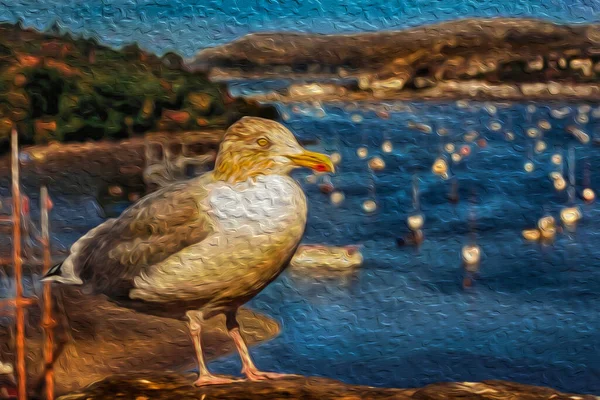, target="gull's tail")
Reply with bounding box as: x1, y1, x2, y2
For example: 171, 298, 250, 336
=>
41, 262, 64, 281
40, 259, 83, 285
